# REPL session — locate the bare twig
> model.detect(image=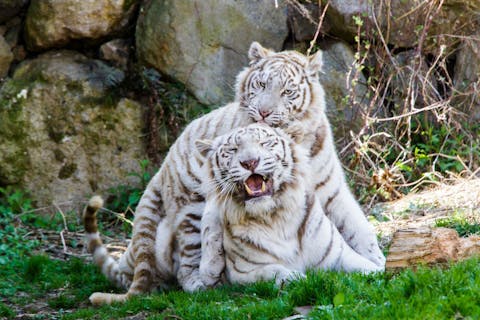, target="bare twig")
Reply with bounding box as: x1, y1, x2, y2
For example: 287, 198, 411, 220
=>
368, 101, 451, 123
18, 201, 82, 216
285, 0, 318, 26
60, 230, 69, 254
53, 202, 69, 231
307, 1, 329, 56
99, 207, 134, 226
